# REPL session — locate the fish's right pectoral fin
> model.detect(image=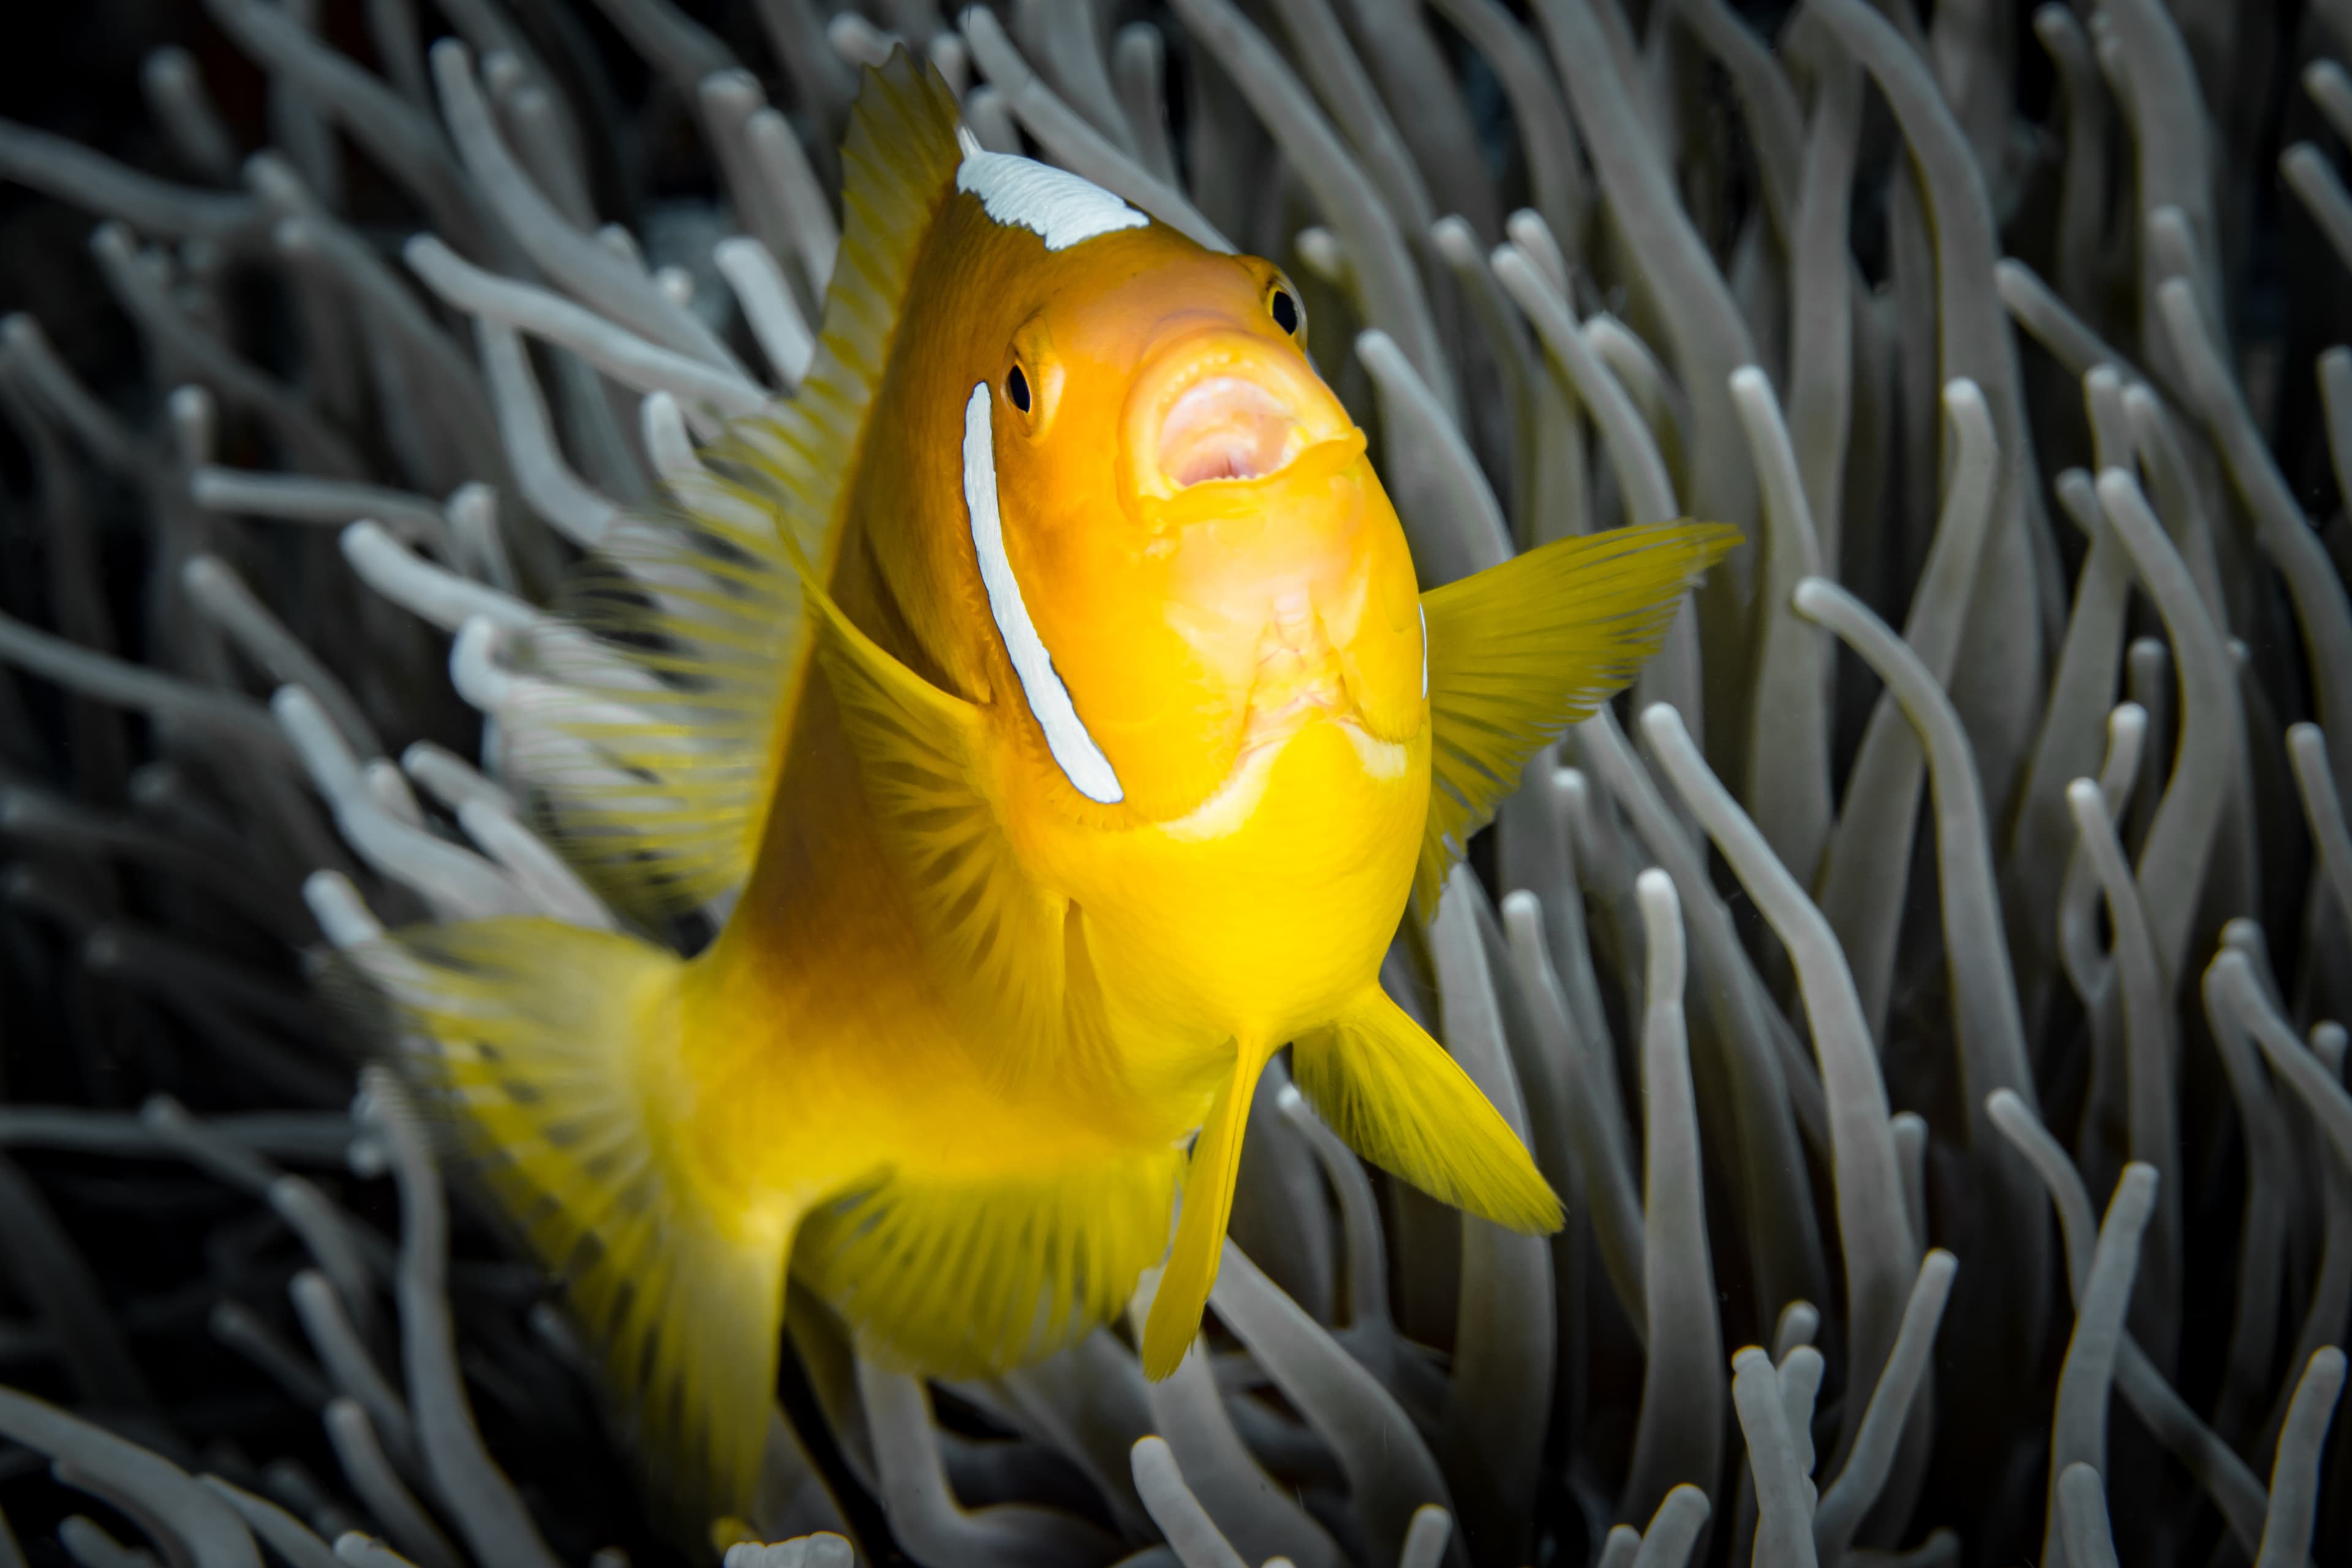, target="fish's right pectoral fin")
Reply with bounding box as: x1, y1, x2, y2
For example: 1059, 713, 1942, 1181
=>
330, 919, 802, 1537
785, 540, 1097, 1079
1294, 988, 1562, 1235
